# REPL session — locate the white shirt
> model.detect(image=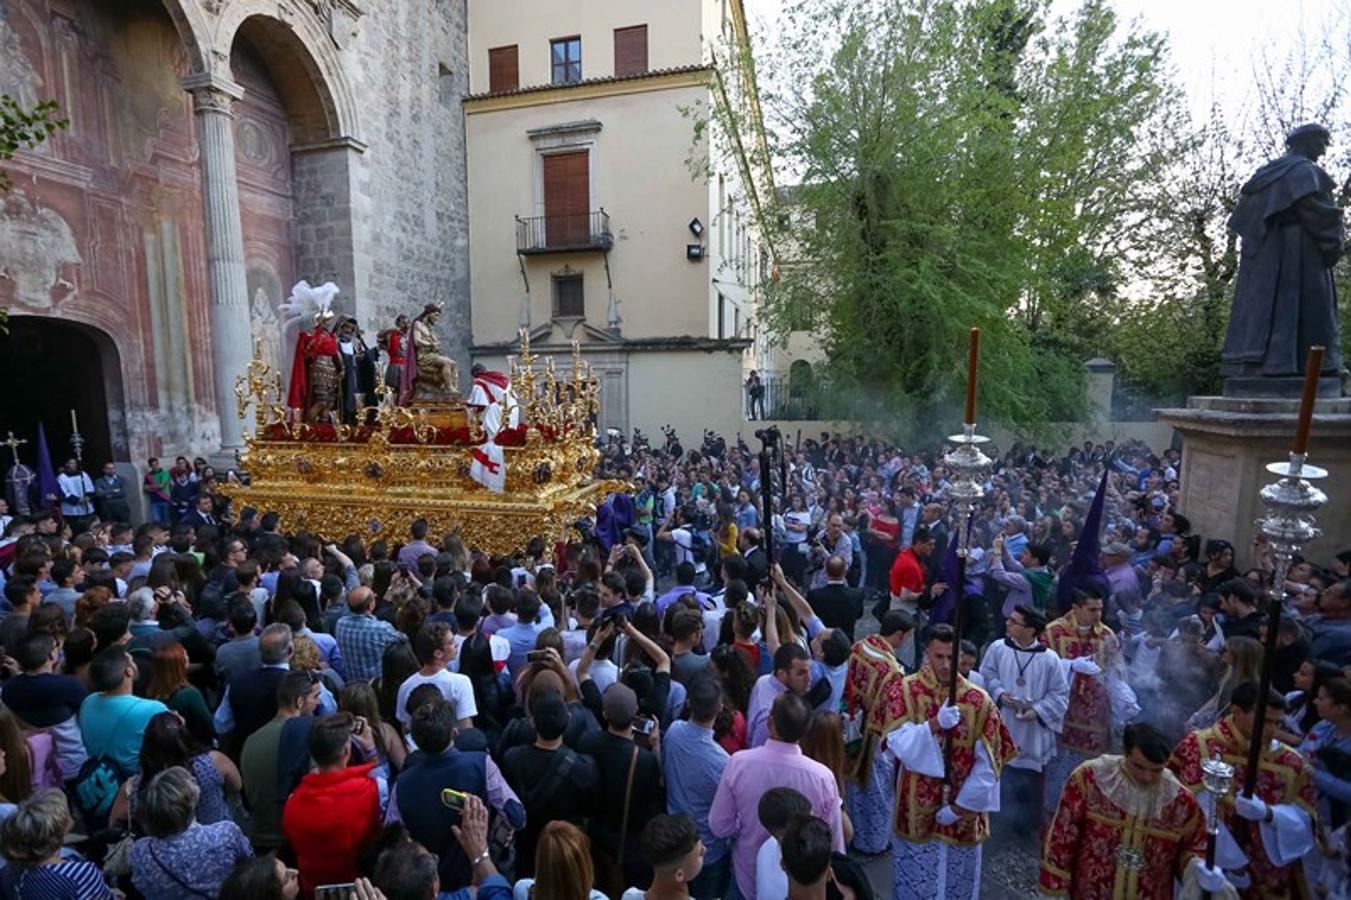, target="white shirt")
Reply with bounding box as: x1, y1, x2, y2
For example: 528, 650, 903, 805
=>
448, 632, 510, 674
57, 472, 94, 516
755, 837, 787, 900
670, 526, 707, 574
784, 510, 811, 548
395, 668, 478, 727
978, 640, 1069, 772
568, 657, 619, 693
